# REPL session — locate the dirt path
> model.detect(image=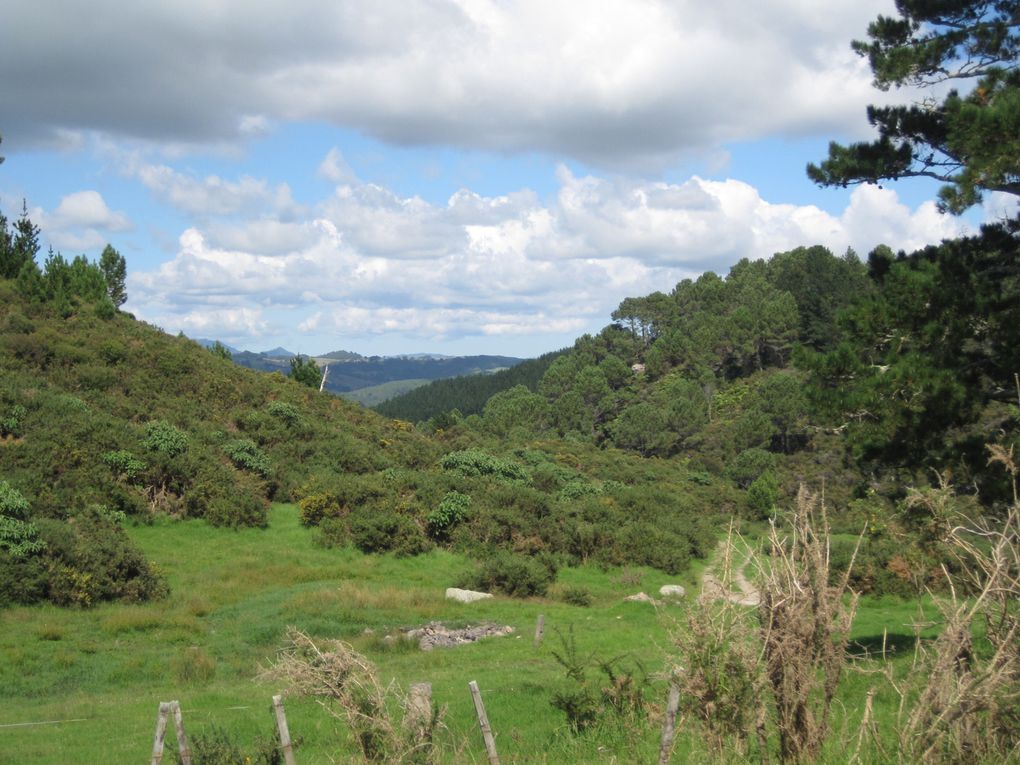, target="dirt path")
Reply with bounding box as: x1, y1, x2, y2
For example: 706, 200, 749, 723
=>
699, 542, 760, 607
